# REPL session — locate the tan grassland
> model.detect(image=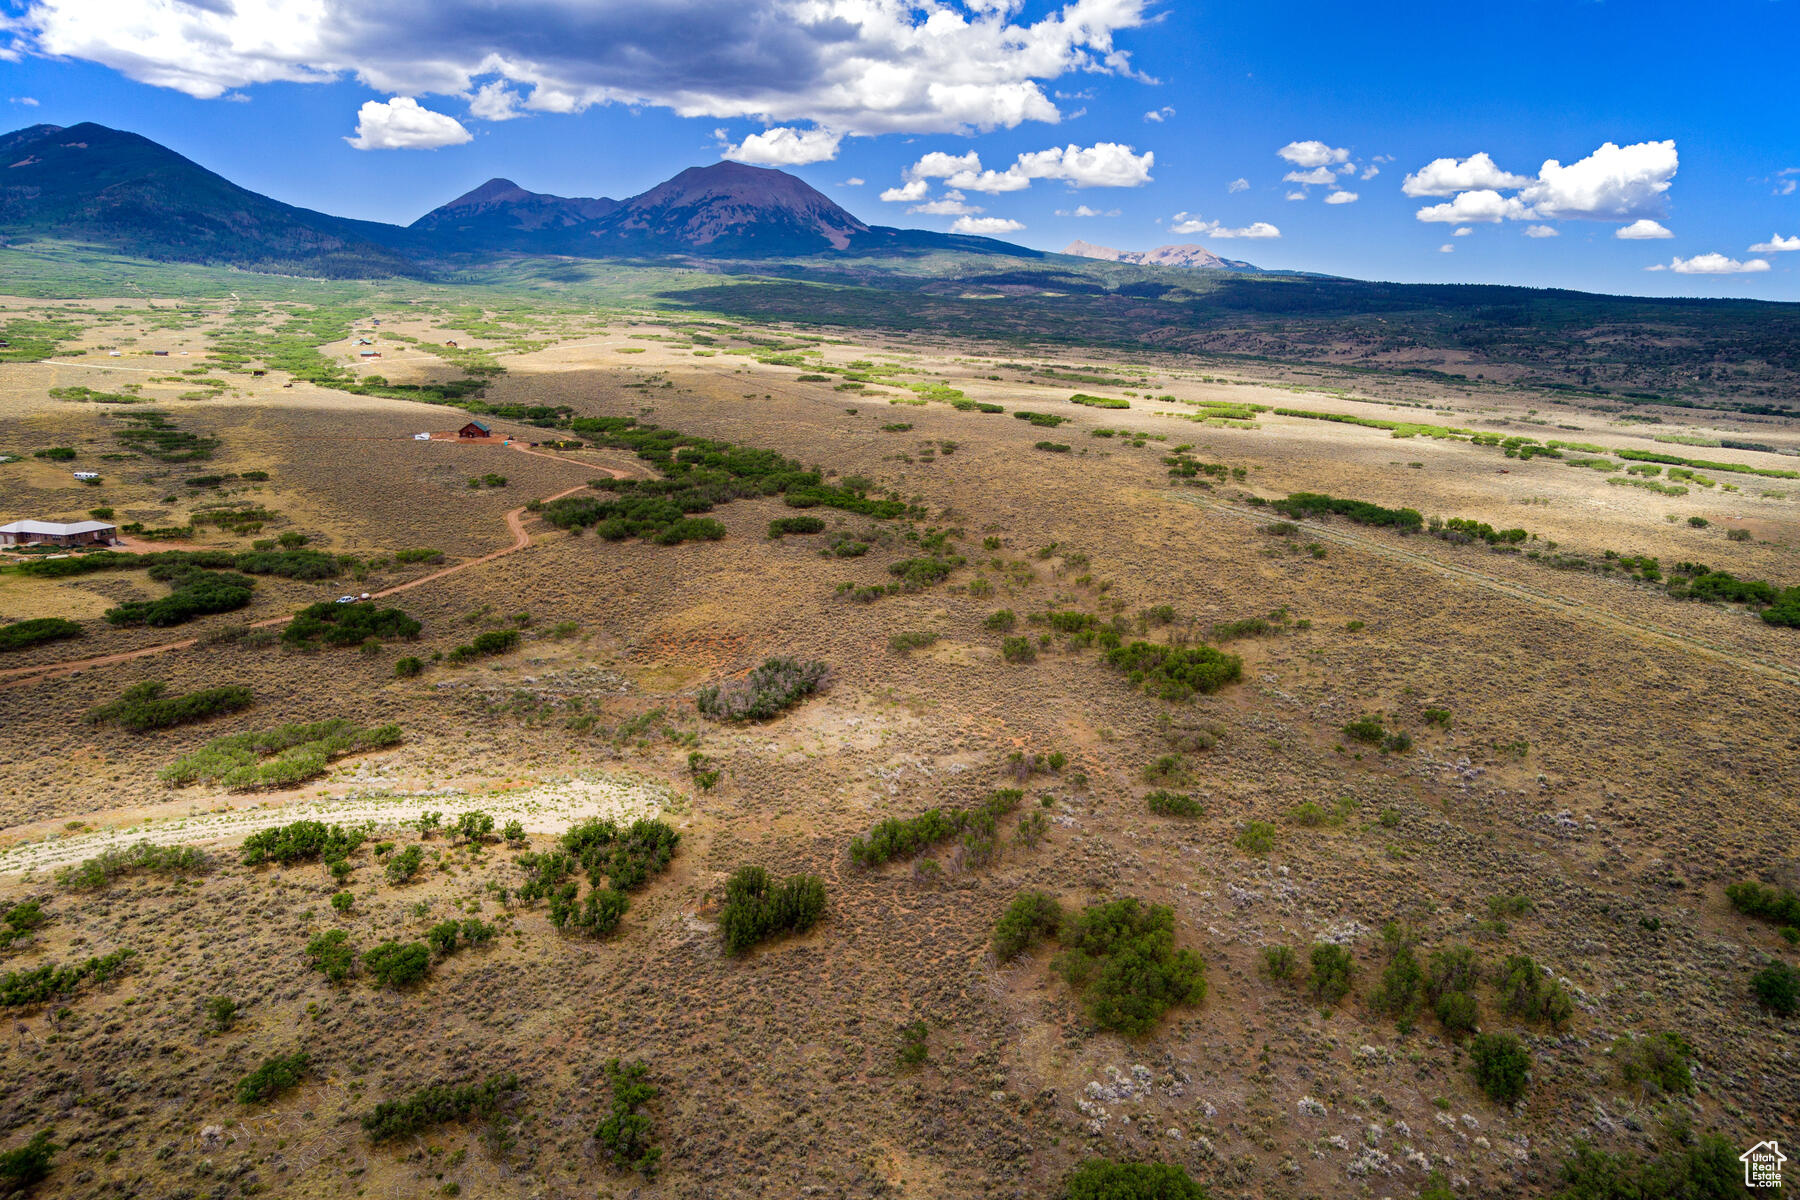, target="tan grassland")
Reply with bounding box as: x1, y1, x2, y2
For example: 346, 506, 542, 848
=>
0, 295, 1795, 1199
